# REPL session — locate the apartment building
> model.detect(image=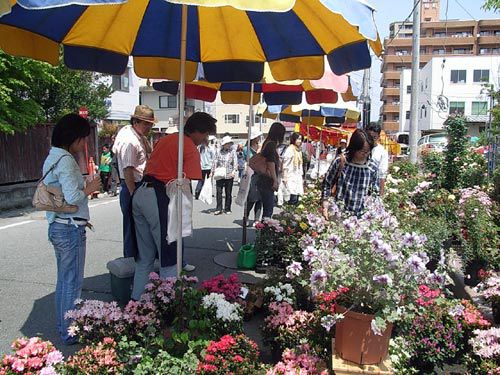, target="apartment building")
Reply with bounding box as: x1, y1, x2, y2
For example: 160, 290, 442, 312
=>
399, 55, 499, 136
380, 0, 500, 132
